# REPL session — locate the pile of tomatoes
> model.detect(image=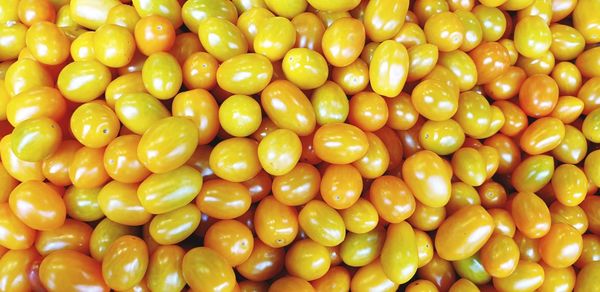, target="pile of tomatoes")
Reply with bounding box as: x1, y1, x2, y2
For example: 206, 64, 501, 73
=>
0, 0, 599, 291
